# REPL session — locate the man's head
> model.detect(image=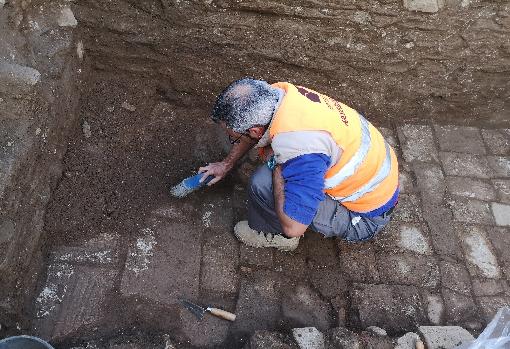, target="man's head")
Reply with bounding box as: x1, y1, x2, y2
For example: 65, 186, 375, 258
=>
211, 78, 281, 137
